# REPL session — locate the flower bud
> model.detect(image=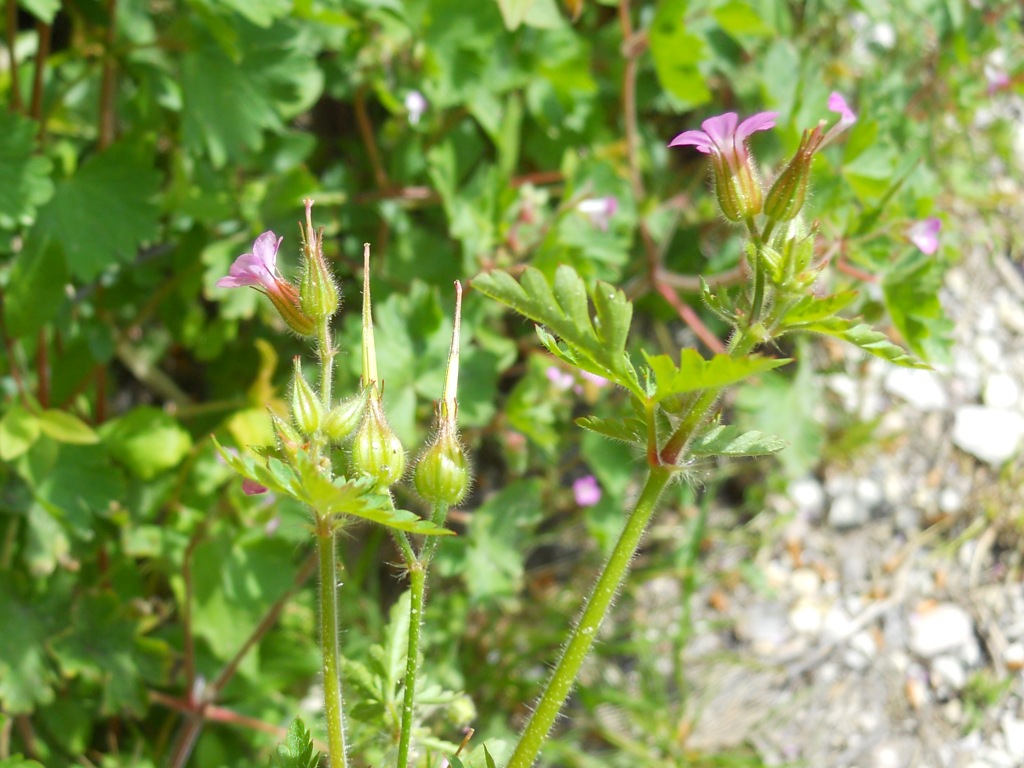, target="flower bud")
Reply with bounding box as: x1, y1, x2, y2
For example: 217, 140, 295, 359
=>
290, 357, 322, 437
763, 126, 819, 223
298, 199, 339, 321
351, 393, 405, 487
414, 423, 470, 506
269, 408, 303, 458
322, 390, 368, 444
711, 153, 763, 222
